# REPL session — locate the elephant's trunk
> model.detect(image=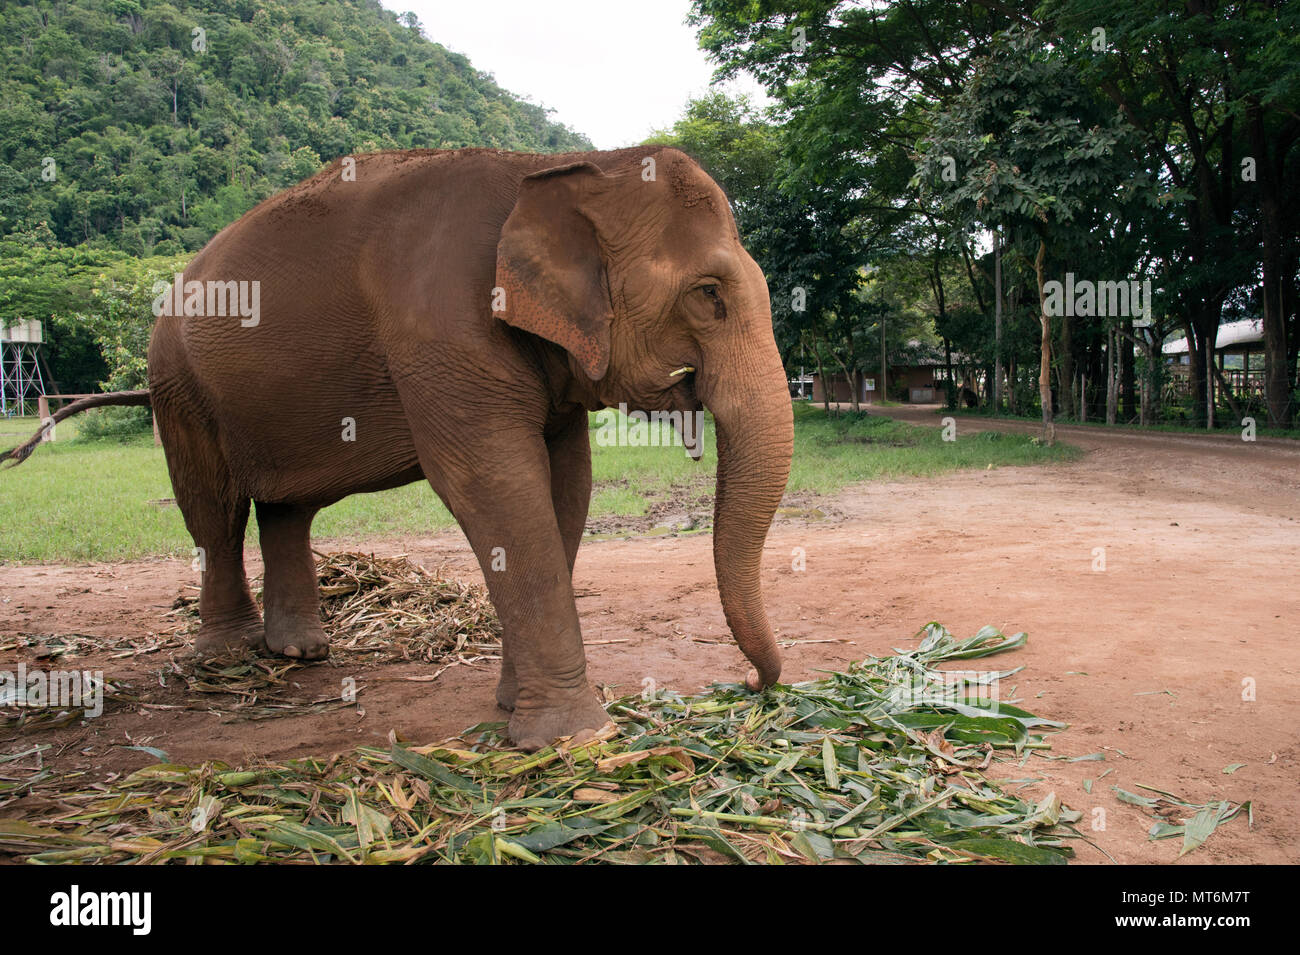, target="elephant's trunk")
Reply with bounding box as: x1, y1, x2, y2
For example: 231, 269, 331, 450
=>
704, 342, 794, 690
